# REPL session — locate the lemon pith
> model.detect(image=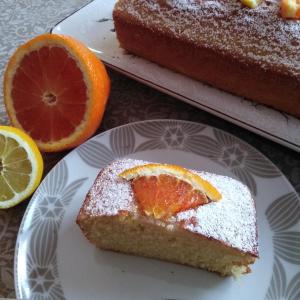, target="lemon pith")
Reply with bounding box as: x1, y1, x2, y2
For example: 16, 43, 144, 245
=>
0, 126, 43, 209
